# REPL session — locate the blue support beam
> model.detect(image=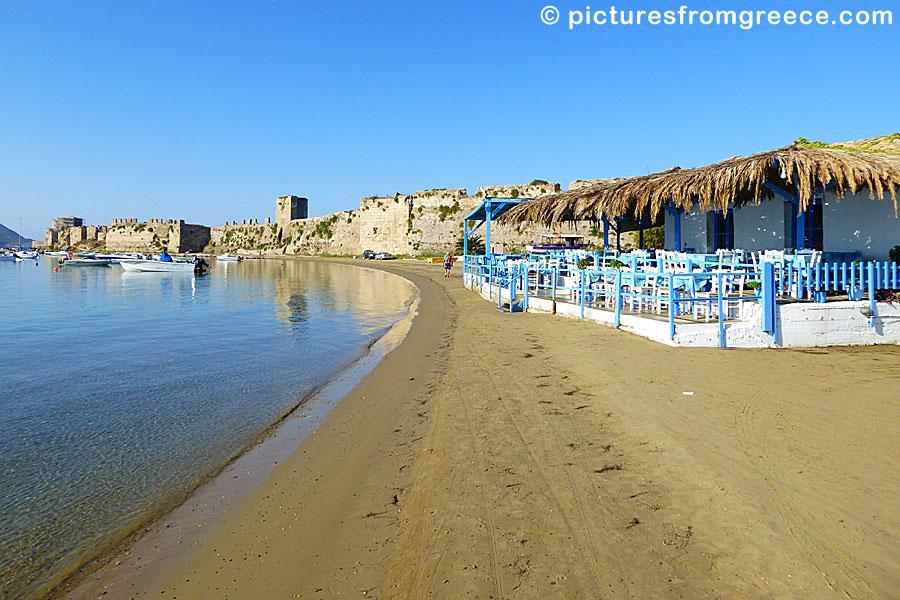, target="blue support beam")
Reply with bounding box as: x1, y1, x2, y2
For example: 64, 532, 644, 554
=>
485, 201, 492, 256
463, 219, 469, 257
460, 197, 531, 256
615, 218, 622, 252
602, 216, 610, 250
